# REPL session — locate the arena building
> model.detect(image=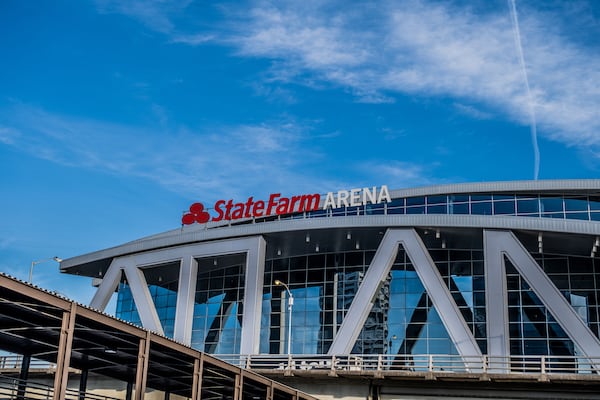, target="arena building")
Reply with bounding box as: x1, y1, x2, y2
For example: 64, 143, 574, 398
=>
60, 180, 600, 398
